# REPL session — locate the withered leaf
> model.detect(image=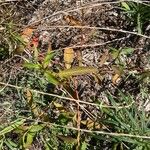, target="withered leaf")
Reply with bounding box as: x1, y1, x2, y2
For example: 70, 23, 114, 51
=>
81, 119, 102, 129
64, 48, 75, 69
63, 15, 82, 26
76, 50, 82, 66
112, 66, 123, 84
112, 73, 121, 85
99, 50, 109, 66
21, 28, 35, 44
